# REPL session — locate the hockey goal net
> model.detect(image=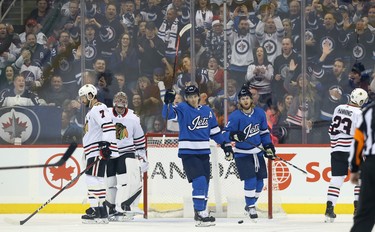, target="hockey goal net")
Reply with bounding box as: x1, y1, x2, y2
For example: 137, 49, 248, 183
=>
143, 133, 284, 219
